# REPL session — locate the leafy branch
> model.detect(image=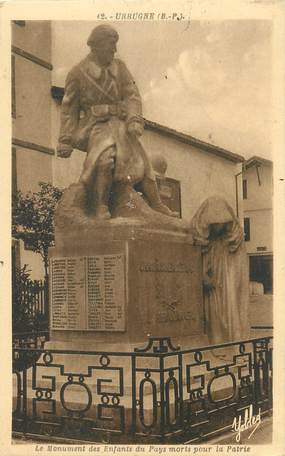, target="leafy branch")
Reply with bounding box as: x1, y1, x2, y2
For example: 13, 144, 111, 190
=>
12, 182, 64, 277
